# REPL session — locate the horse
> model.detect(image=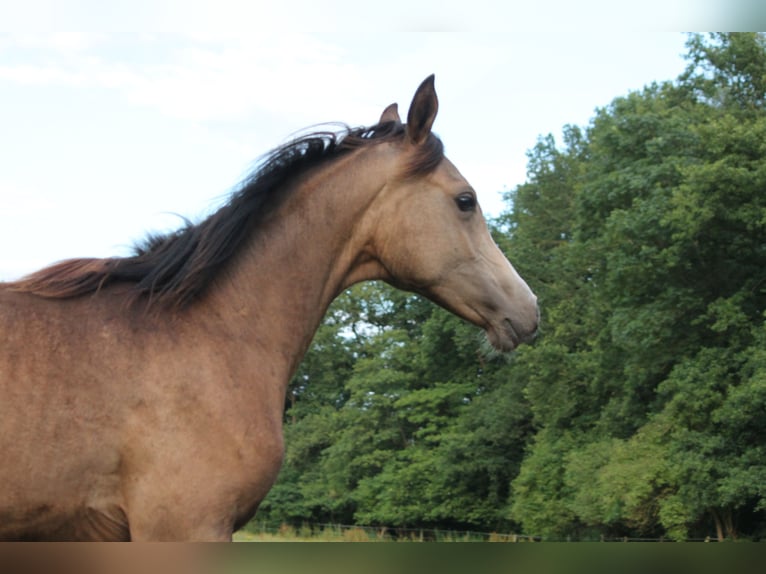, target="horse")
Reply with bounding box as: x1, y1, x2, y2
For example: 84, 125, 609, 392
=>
0, 76, 538, 540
